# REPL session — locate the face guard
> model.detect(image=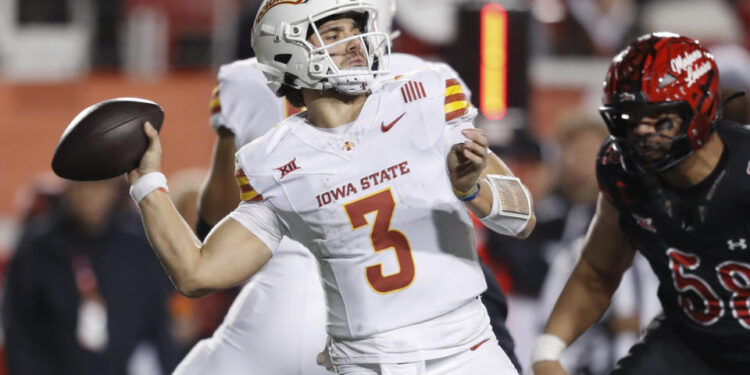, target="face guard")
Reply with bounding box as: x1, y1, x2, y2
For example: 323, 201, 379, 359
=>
600, 101, 695, 174
599, 32, 720, 175
306, 11, 391, 95
252, 0, 390, 96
